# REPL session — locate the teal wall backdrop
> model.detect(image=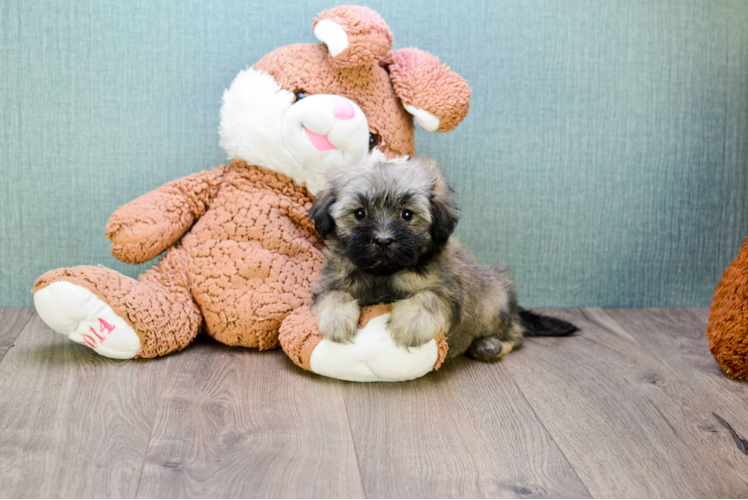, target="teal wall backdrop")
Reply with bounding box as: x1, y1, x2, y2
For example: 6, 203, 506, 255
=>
2, 0, 747, 307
